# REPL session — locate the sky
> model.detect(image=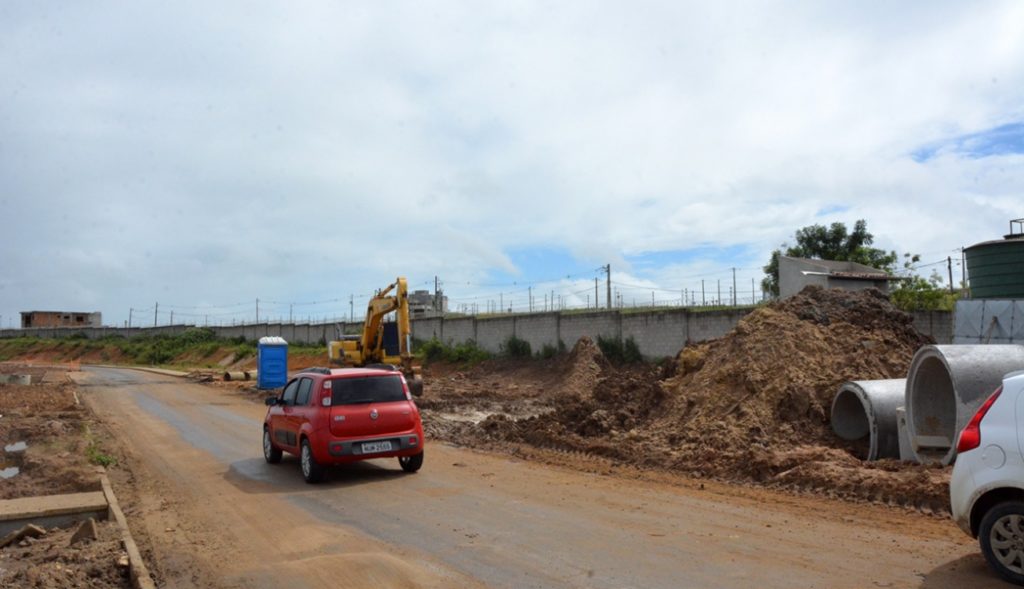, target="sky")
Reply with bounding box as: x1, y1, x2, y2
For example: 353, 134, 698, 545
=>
2, 1, 1023, 327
